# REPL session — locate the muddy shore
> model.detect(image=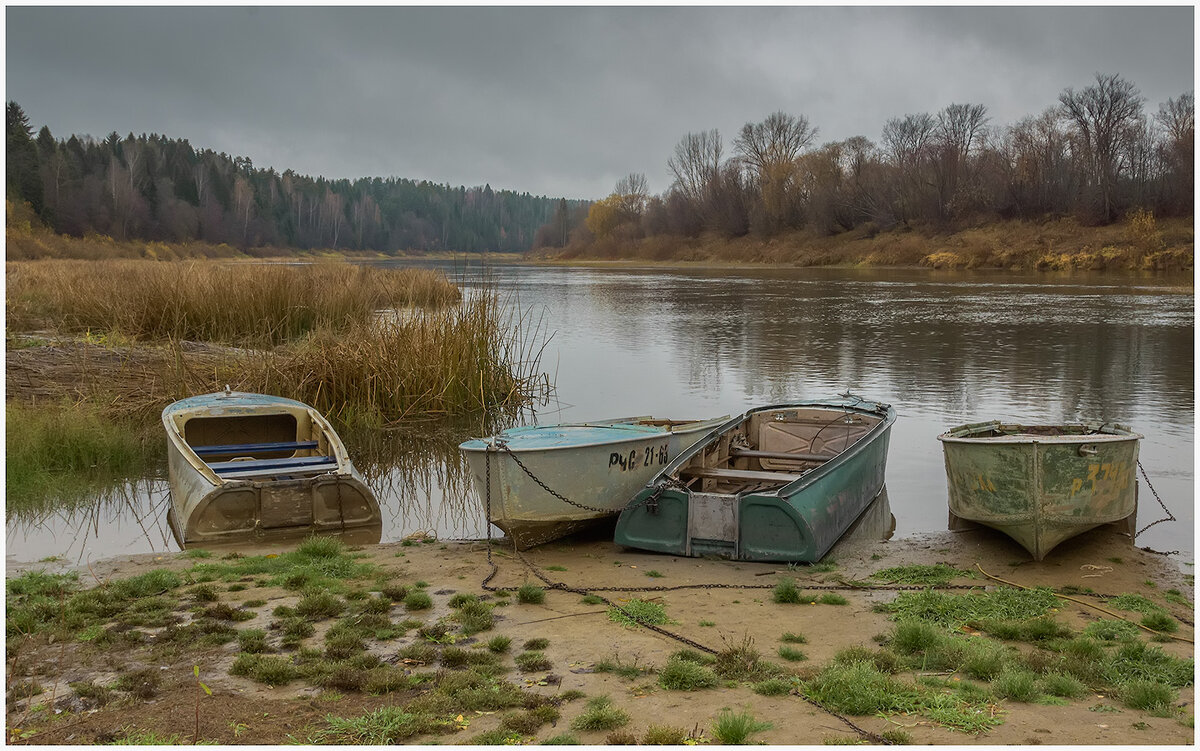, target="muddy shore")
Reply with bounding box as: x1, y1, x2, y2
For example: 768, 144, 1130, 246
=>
6, 522, 1193, 746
